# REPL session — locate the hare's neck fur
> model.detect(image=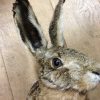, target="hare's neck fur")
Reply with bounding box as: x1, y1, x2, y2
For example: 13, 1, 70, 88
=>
38, 81, 88, 100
